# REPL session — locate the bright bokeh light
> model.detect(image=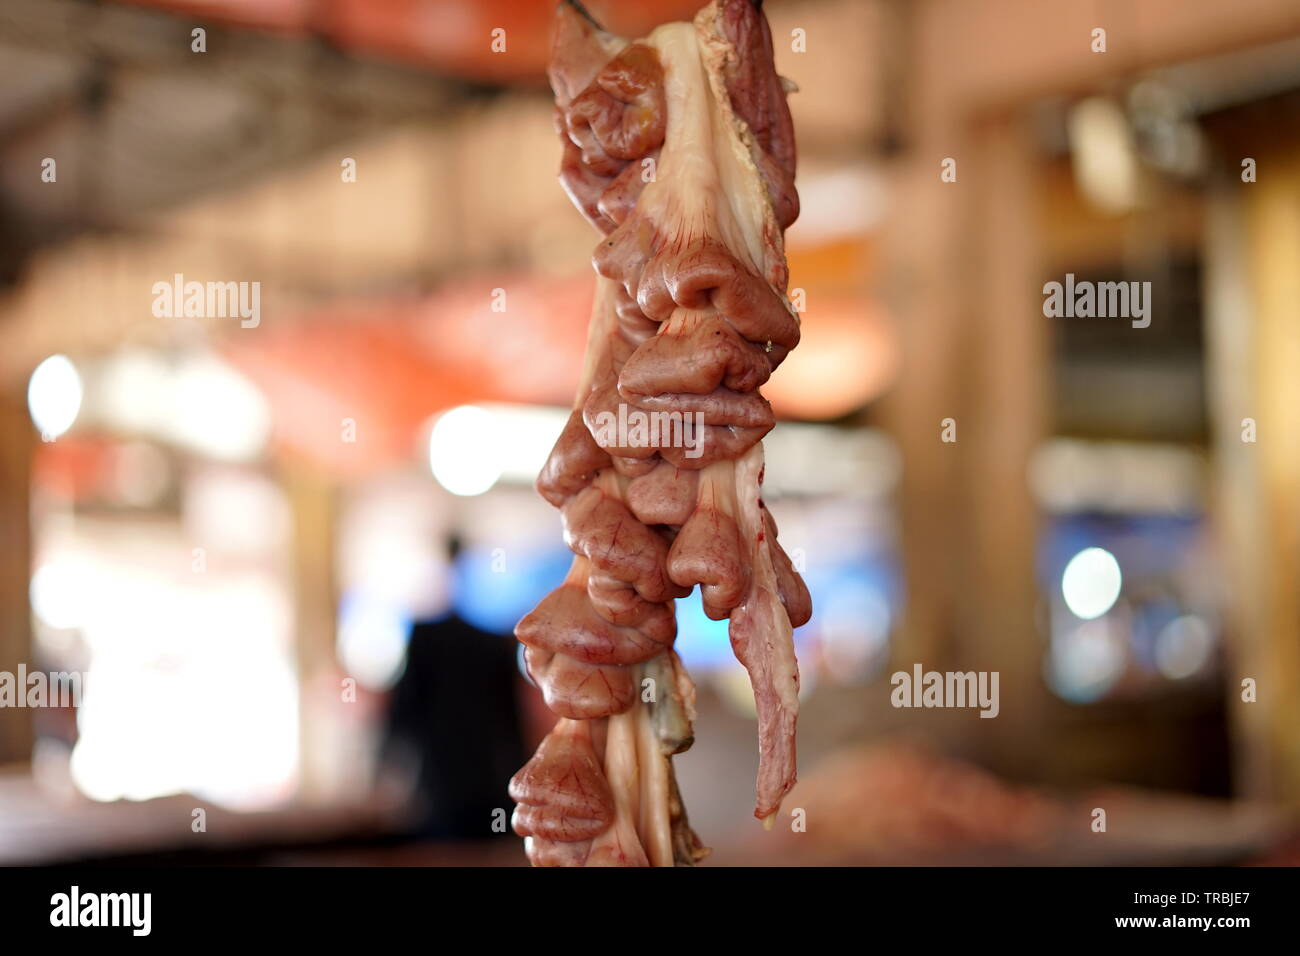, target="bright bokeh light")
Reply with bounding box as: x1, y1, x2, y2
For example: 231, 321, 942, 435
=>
27, 354, 83, 439
1155, 614, 1214, 680
30, 561, 94, 630
337, 594, 410, 690
1047, 619, 1126, 703
171, 354, 271, 461
1068, 97, 1141, 214
99, 349, 171, 435
69, 571, 297, 807
1061, 547, 1122, 620
95, 349, 270, 461
428, 405, 503, 496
